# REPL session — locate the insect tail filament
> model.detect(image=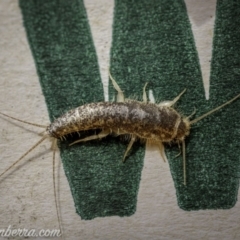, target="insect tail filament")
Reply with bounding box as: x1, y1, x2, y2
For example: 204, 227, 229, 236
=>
0, 111, 47, 128
52, 138, 63, 238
